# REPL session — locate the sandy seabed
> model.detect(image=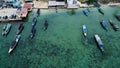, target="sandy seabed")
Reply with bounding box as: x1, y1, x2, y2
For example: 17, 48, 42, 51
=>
0, 6, 120, 68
